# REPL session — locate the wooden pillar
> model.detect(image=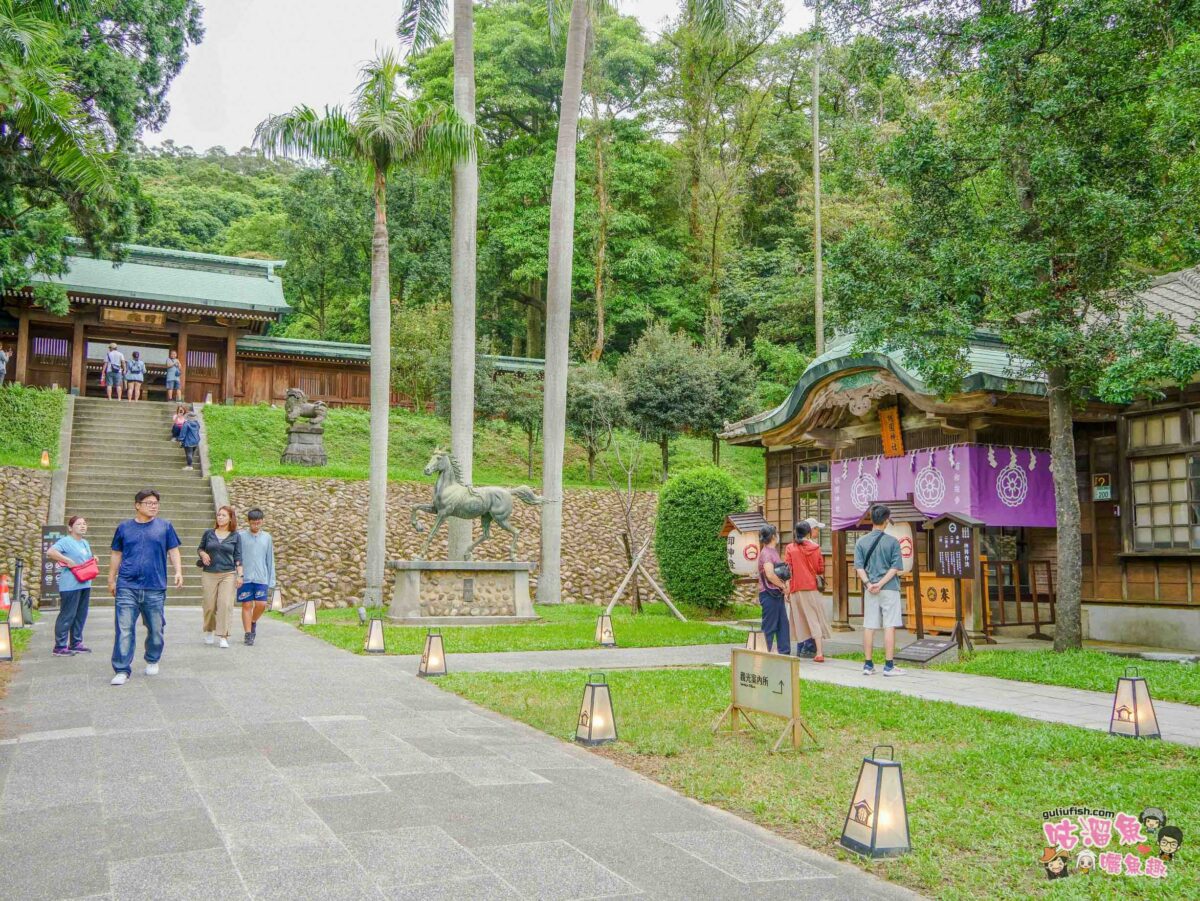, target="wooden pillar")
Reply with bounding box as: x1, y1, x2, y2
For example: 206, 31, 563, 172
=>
224, 328, 237, 404
14, 308, 30, 384
176, 324, 188, 402
831, 527, 853, 631
70, 317, 85, 395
